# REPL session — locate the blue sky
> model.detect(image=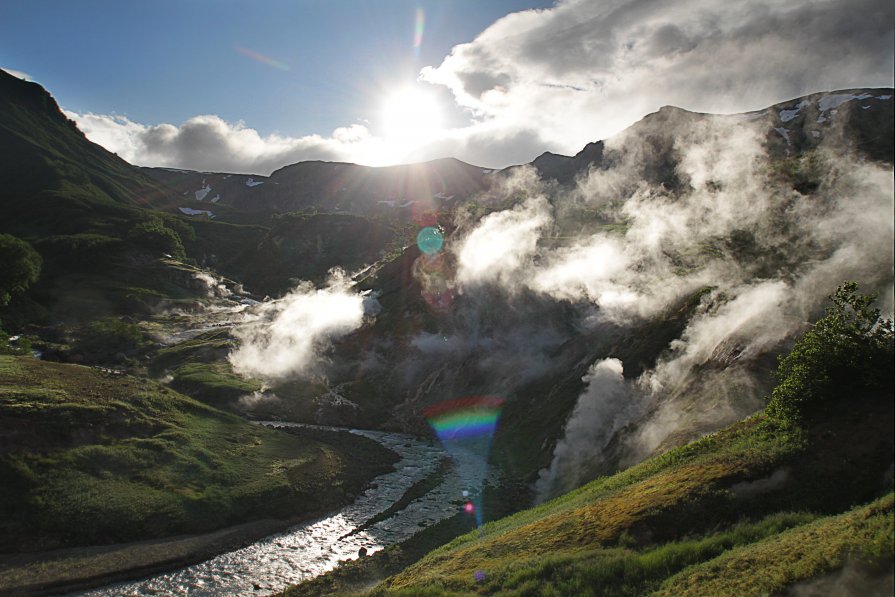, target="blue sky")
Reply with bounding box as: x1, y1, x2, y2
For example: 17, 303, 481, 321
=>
1, 0, 552, 137
2, 0, 892, 173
